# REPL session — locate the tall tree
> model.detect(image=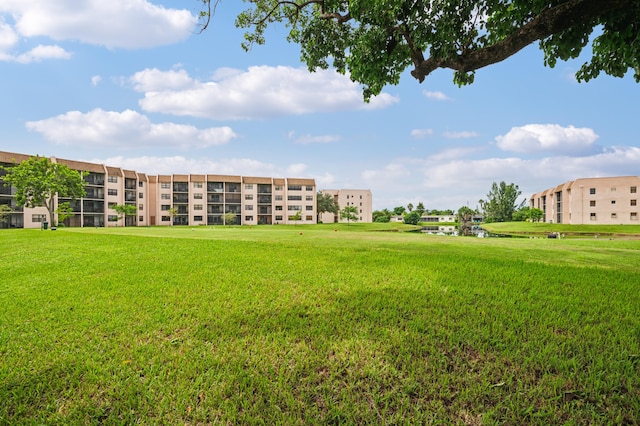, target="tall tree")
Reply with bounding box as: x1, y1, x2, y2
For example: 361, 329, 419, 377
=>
407, 203, 414, 212
482, 182, 525, 223
202, 0, 638, 98
316, 191, 338, 222
415, 202, 426, 217
1, 156, 86, 226
340, 205, 359, 224
393, 206, 406, 216
403, 211, 420, 225
457, 206, 476, 236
